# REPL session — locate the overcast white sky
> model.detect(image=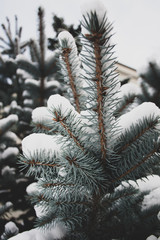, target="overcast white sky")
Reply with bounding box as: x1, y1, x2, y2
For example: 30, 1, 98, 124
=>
0, 0, 160, 72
